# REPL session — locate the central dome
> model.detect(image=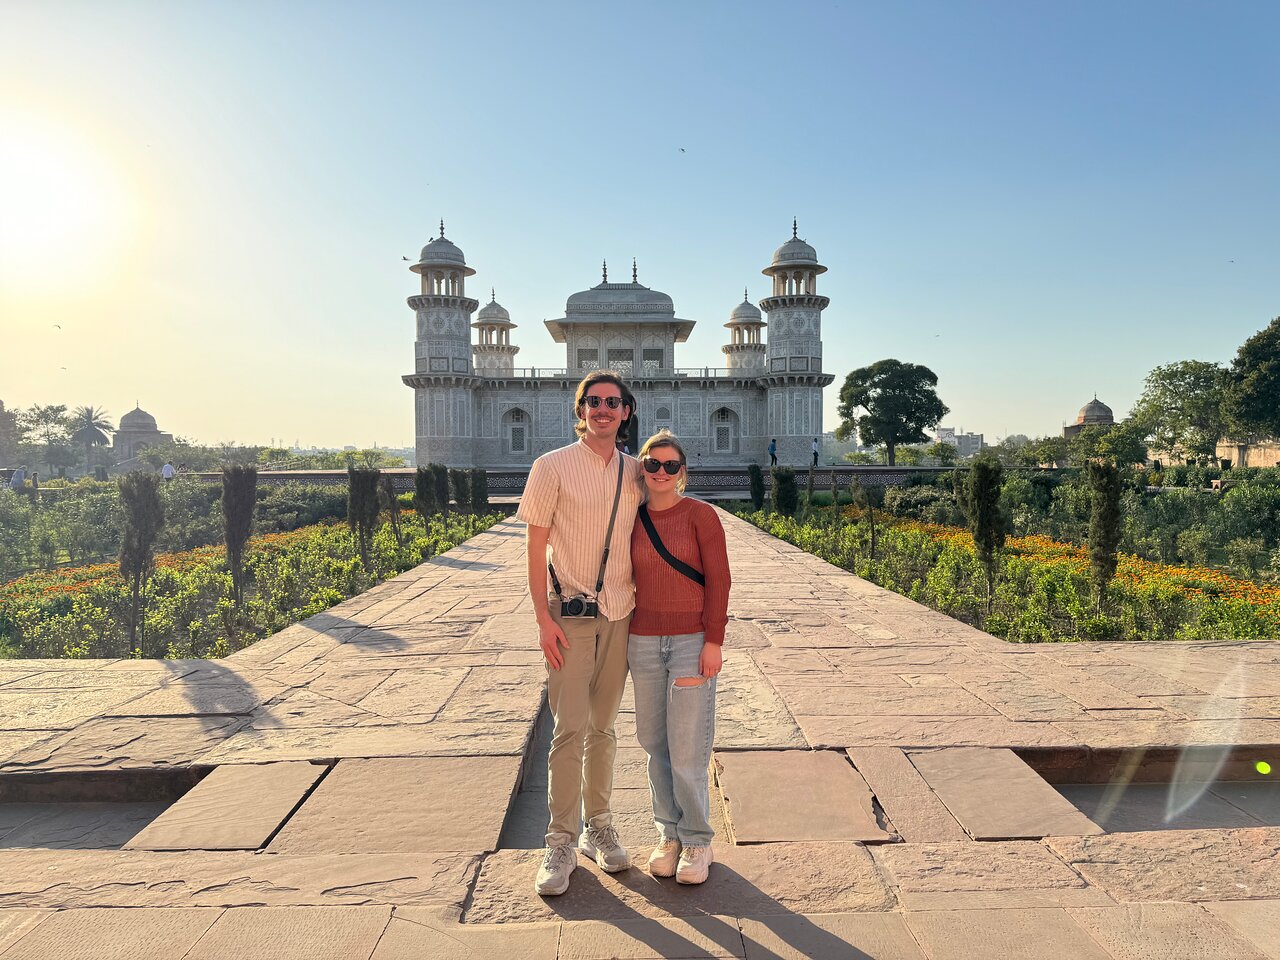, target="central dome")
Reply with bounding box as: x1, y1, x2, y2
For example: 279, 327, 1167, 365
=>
119, 406, 158, 431
565, 281, 675, 312
1076, 398, 1114, 425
